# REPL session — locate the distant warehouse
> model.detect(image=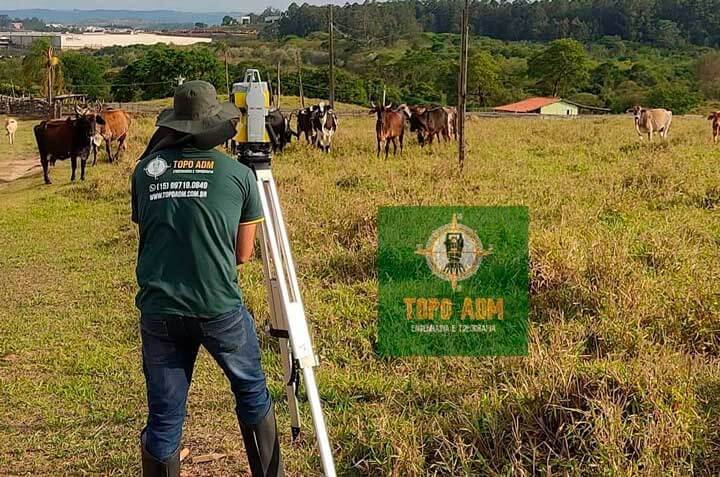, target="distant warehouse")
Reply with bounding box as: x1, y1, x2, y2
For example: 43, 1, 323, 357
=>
493, 97, 609, 116
2, 31, 212, 50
